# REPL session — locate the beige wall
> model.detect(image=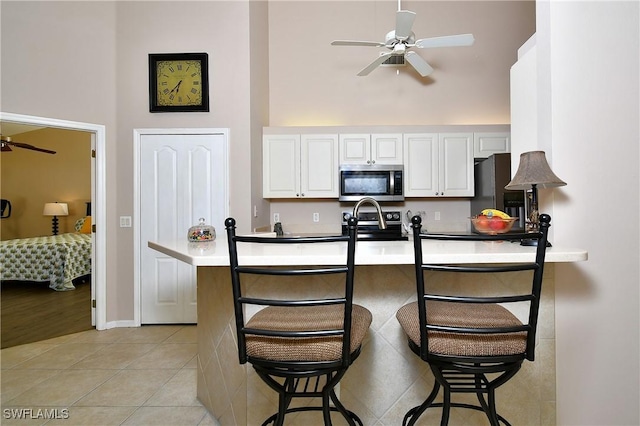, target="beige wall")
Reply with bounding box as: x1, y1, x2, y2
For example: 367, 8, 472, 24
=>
0, 1, 533, 326
0, 128, 91, 240
268, 1, 535, 126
